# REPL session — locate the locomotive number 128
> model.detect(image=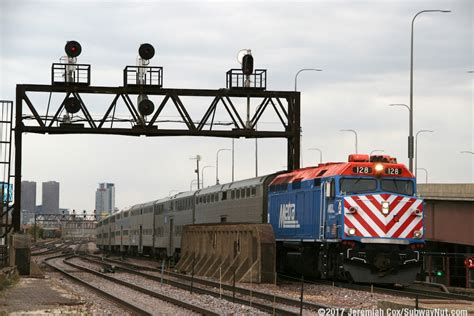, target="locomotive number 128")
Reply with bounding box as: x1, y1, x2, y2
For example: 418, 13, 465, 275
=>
352, 166, 372, 174
385, 168, 402, 175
